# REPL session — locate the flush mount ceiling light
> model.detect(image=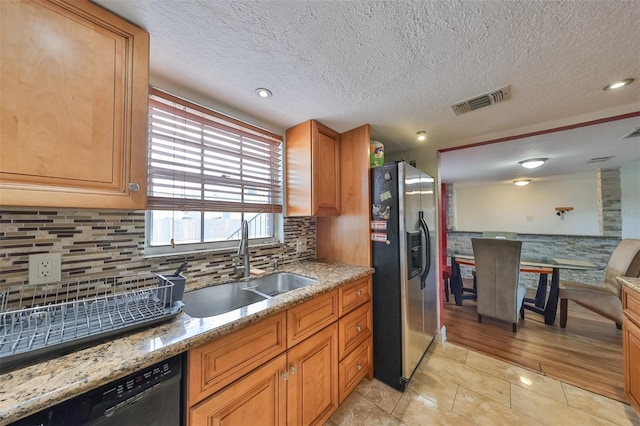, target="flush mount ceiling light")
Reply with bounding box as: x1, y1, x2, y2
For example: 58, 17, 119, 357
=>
603, 78, 634, 91
255, 88, 272, 98
416, 131, 427, 141
514, 179, 531, 186
518, 158, 547, 169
